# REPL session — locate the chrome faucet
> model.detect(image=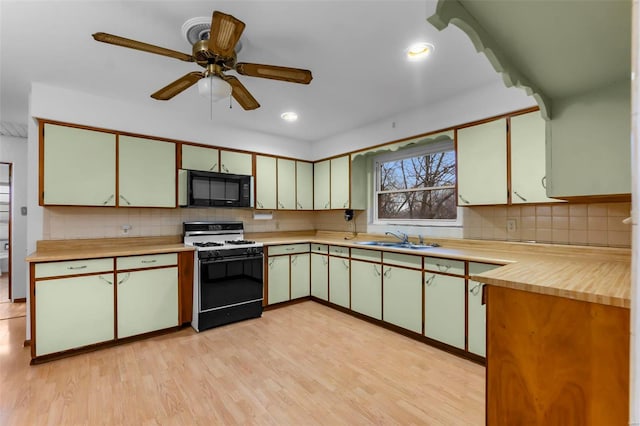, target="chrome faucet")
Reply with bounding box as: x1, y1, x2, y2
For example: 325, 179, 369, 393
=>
385, 231, 409, 244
